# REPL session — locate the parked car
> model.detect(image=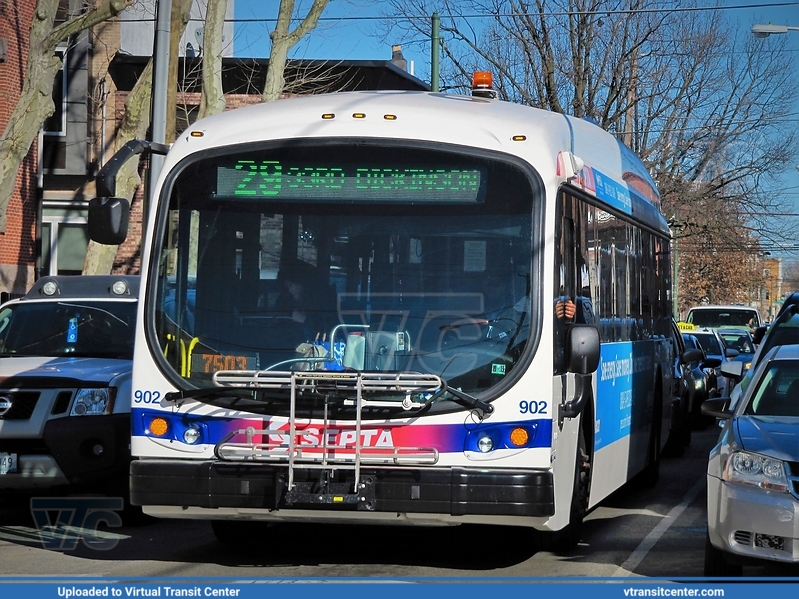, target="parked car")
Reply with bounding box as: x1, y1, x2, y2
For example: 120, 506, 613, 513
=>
0, 276, 137, 503
681, 331, 722, 428
667, 319, 712, 452
717, 328, 756, 370
684, 327, 738, 399
702, 343, 799, 576
686, 305, 761, 333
